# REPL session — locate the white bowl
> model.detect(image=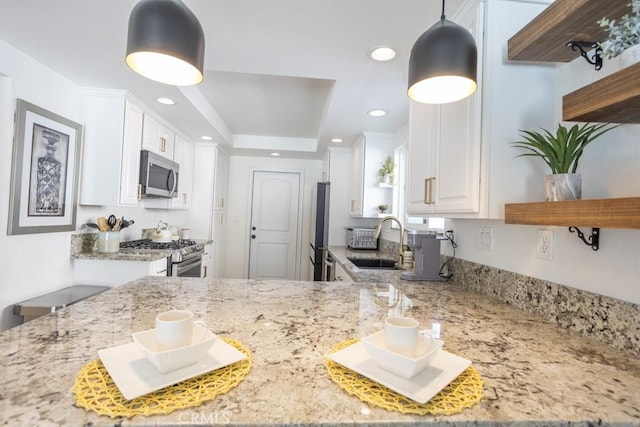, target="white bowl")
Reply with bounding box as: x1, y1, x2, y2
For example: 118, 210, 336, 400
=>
132, 324, 216, 373
361, 330, 444, 379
